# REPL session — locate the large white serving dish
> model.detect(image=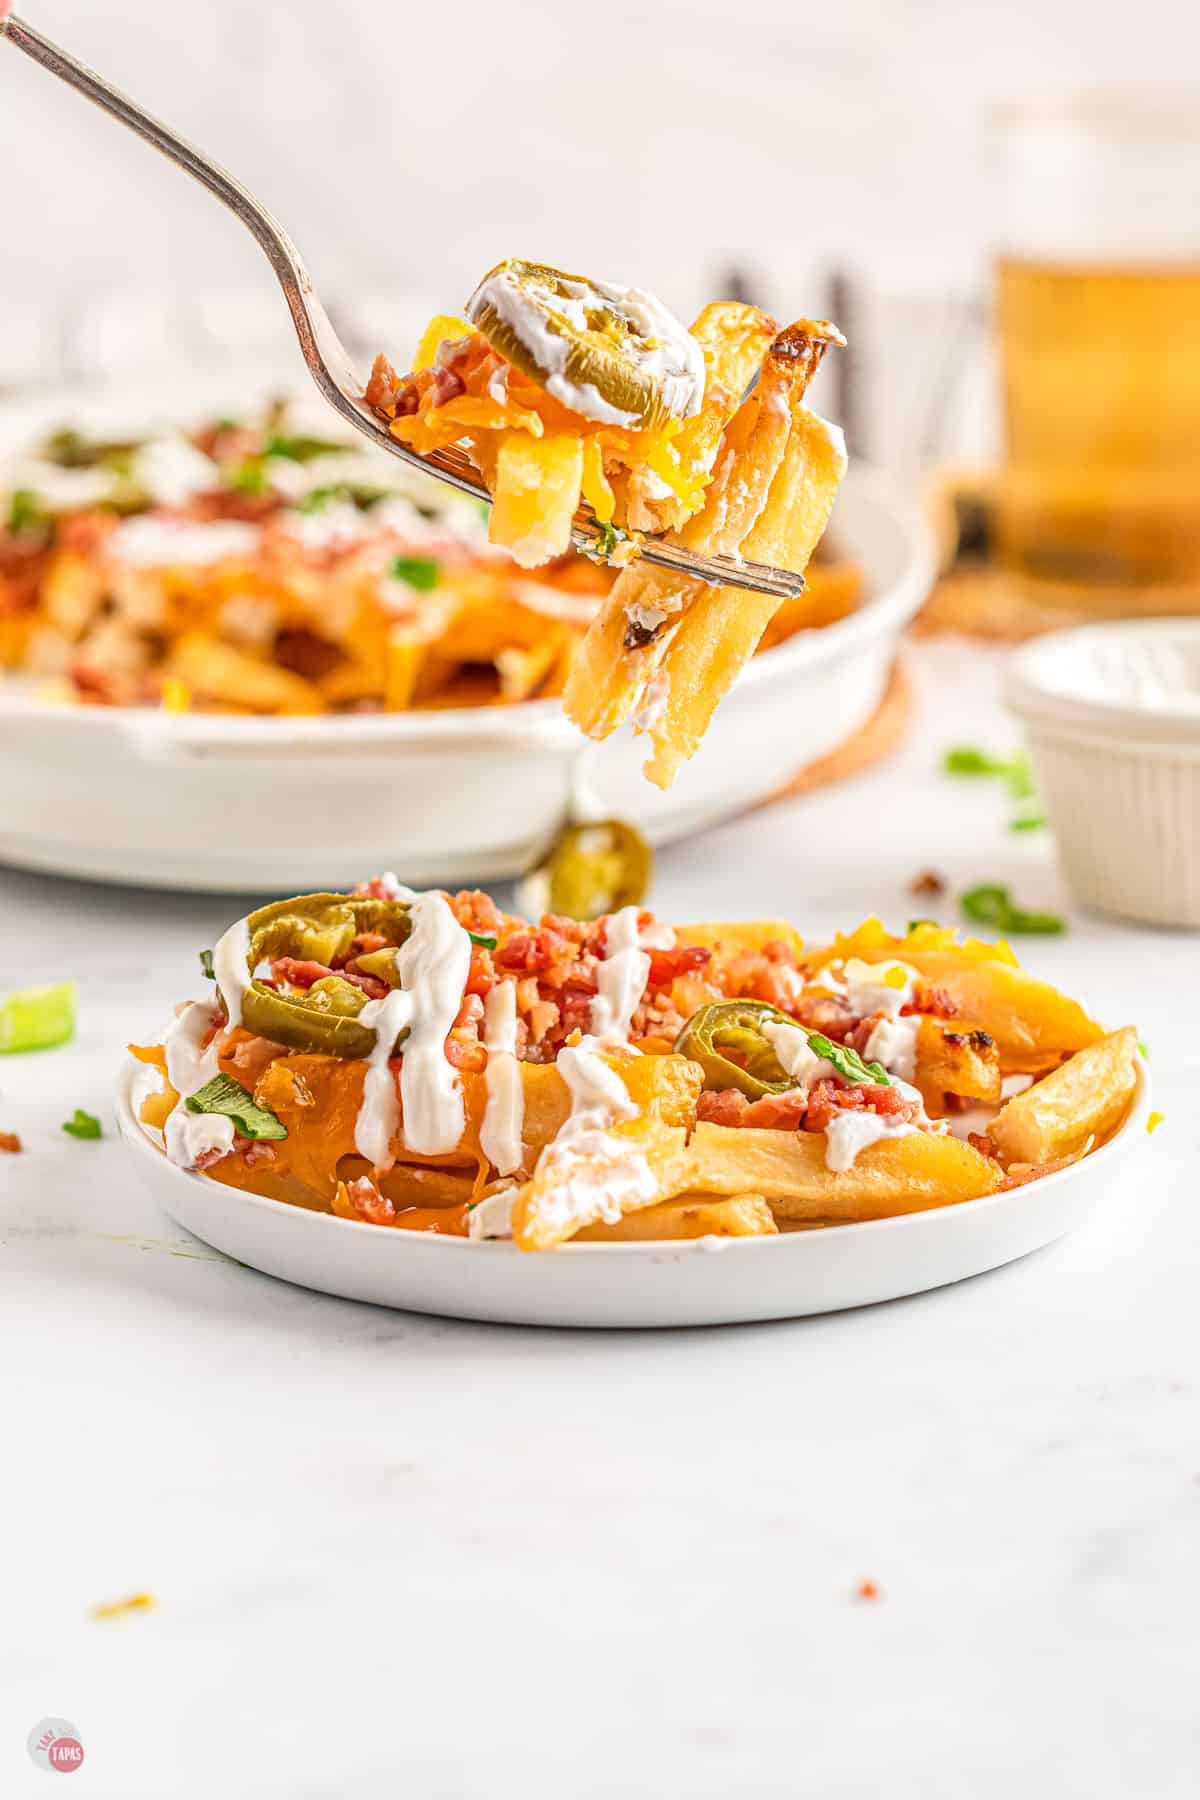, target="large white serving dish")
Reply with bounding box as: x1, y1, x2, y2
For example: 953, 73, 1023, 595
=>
115, 1059, 1150, 1330
0, 375, 932, 892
